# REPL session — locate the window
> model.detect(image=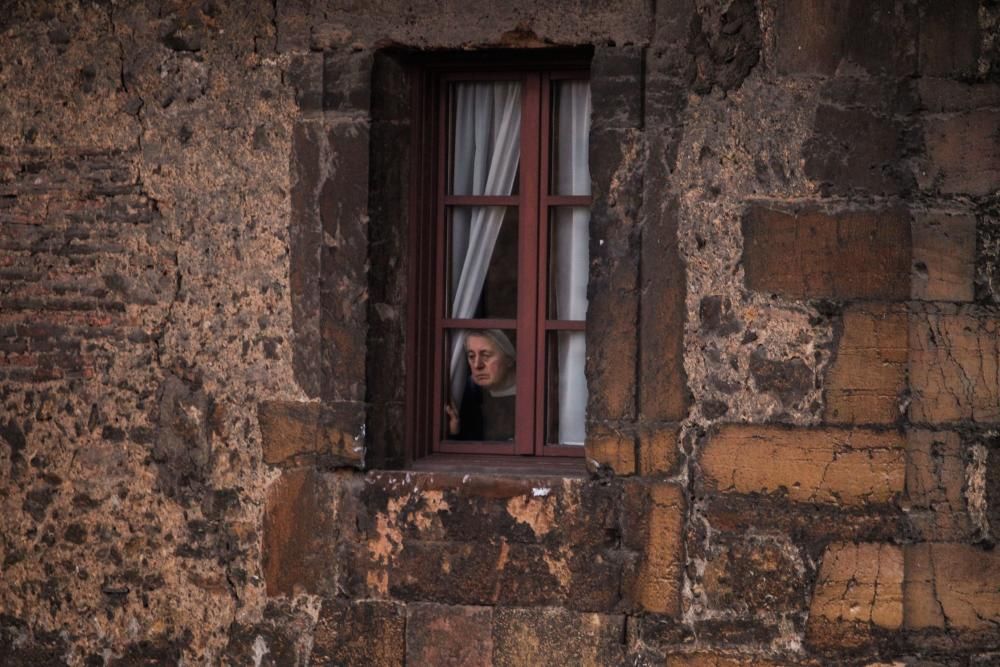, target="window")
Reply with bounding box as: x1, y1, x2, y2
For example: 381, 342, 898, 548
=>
406, 57, 591, 462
